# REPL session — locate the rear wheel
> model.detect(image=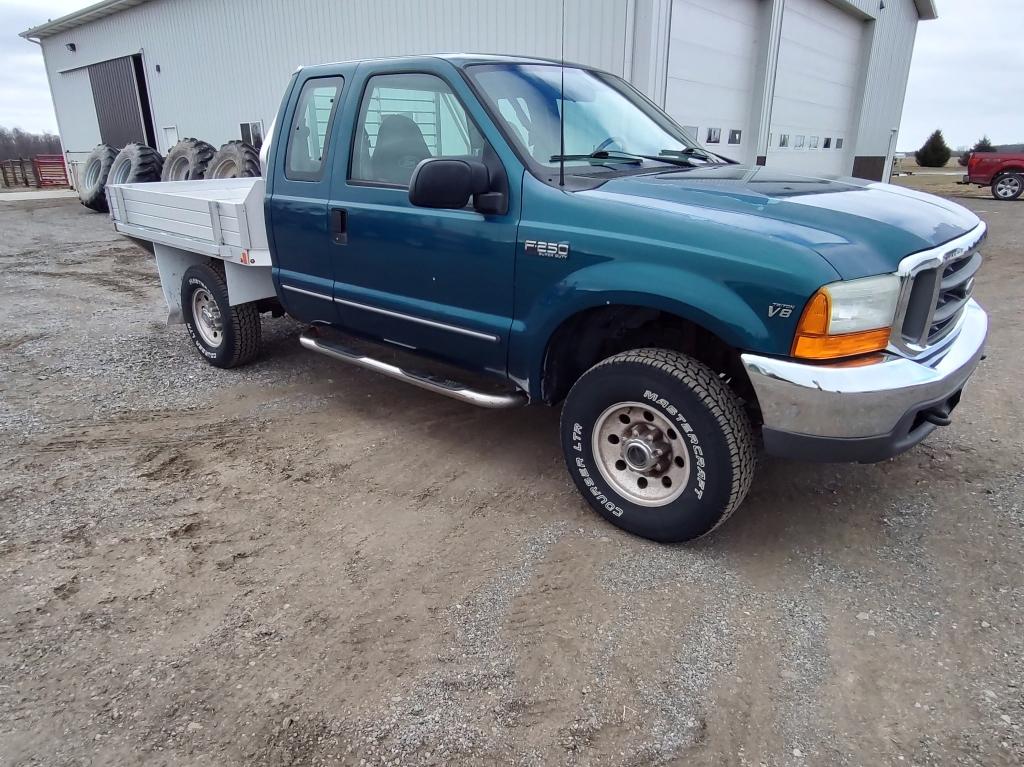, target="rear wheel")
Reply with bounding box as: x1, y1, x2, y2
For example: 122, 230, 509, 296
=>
992, 173, 1023, 201
180, 263, 261, 368
560, 348, 756, 542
